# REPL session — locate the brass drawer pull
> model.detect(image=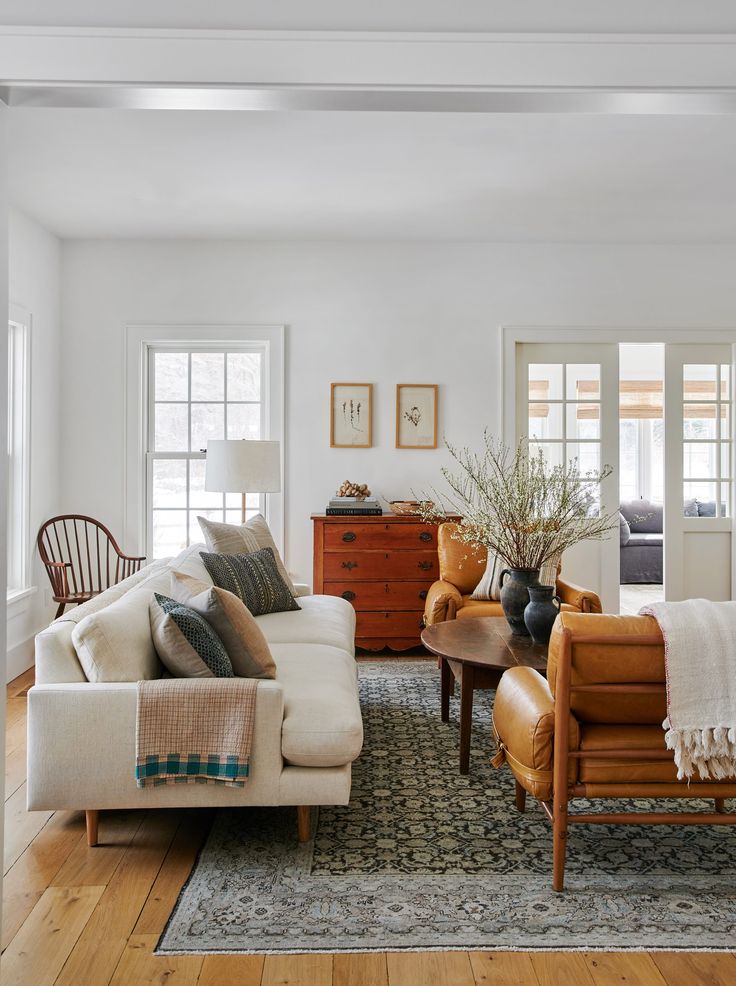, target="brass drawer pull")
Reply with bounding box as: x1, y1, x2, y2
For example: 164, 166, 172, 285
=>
342, 531, 356, 543
341, 590, 356, 601
418, 561, 433, 571
342, 561, 358, 571
419, 590, 428, 600
419, 531, 432, 542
